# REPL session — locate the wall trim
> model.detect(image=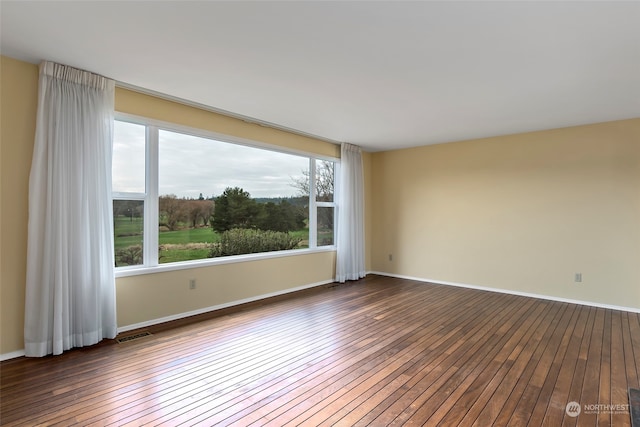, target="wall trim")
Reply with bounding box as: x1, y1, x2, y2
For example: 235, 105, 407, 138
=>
369, 271, 640, 314
0, 350, 26, 362
117, 278, 335, 334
